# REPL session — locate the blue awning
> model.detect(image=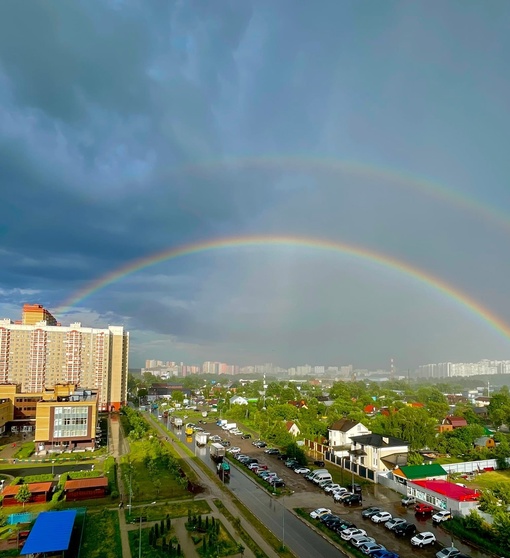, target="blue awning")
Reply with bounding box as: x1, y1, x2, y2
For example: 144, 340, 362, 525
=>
21, 509, 77, 555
